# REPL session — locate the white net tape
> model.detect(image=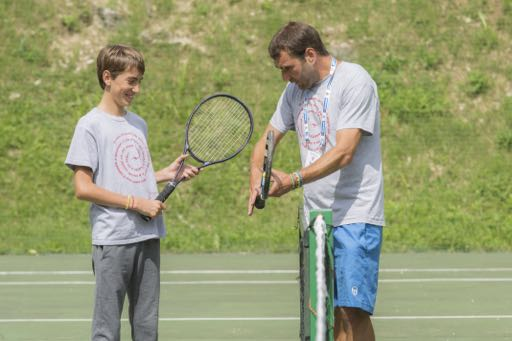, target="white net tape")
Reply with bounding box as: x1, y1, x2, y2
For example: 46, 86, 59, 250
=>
313, 214, 327, 341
